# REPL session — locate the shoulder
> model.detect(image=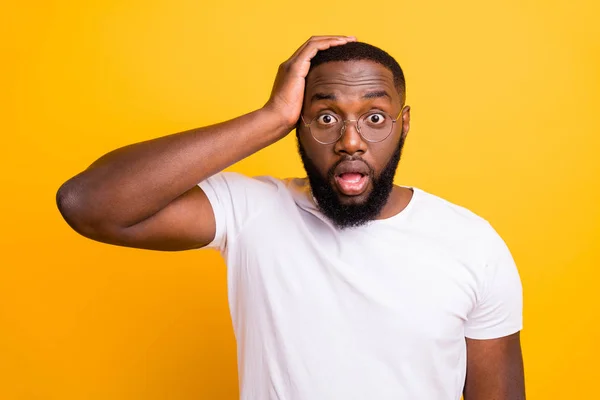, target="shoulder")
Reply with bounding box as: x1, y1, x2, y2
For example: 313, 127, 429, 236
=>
412, 188, 492, 230
201, 172, 284, 196
410, 188, 507, 255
